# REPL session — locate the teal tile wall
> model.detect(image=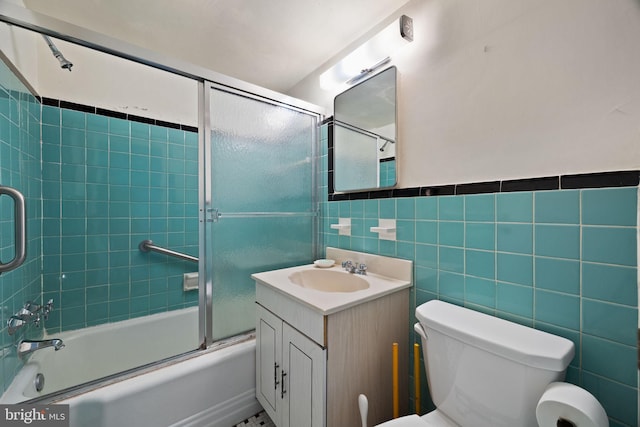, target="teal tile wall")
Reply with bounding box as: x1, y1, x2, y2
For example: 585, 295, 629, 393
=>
41, 106, 199, 333
380, 159, 396, 187
0, 61, 42, 393
320, 127, 639, 426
